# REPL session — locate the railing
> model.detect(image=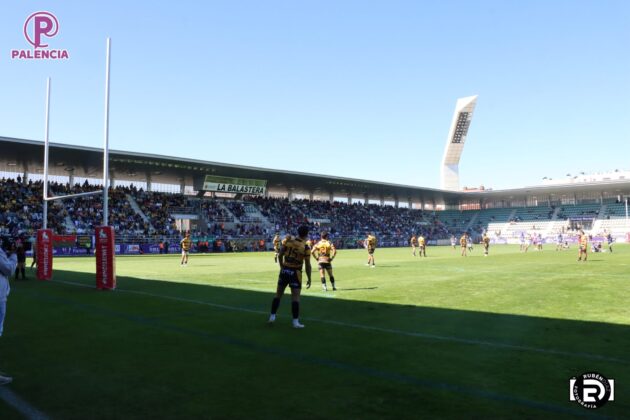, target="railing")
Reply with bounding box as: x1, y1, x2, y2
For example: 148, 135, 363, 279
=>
168, 206, 197, 215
